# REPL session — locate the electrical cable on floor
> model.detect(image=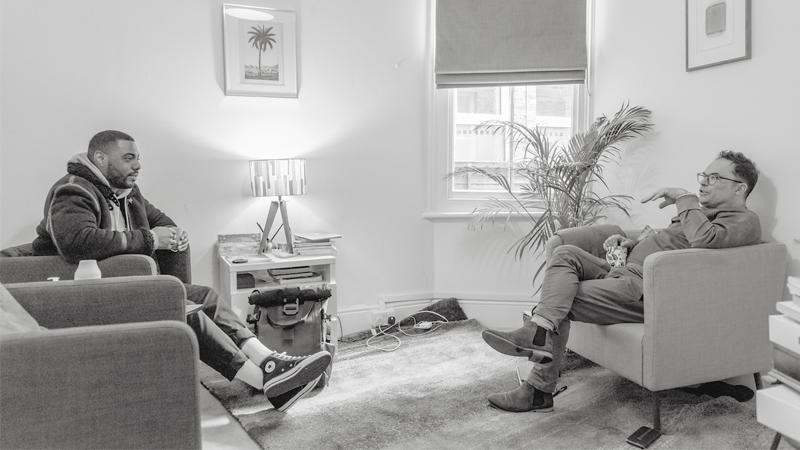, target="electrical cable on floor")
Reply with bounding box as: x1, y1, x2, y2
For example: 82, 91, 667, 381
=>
365, 310, 449, 352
